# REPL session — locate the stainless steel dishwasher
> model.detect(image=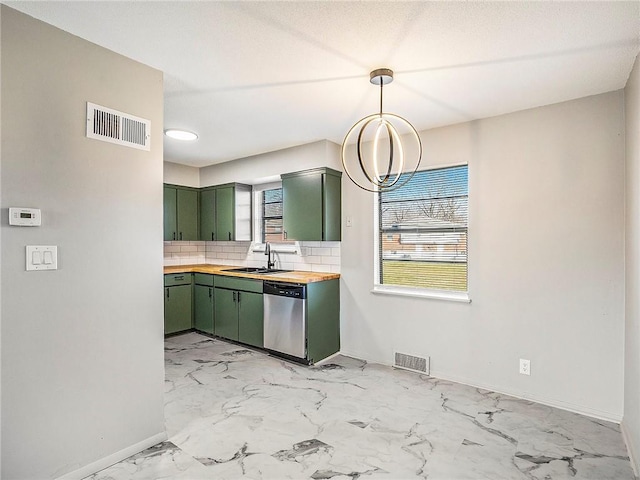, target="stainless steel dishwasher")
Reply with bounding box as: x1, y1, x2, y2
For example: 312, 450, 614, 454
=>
263, 281, 307, 360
